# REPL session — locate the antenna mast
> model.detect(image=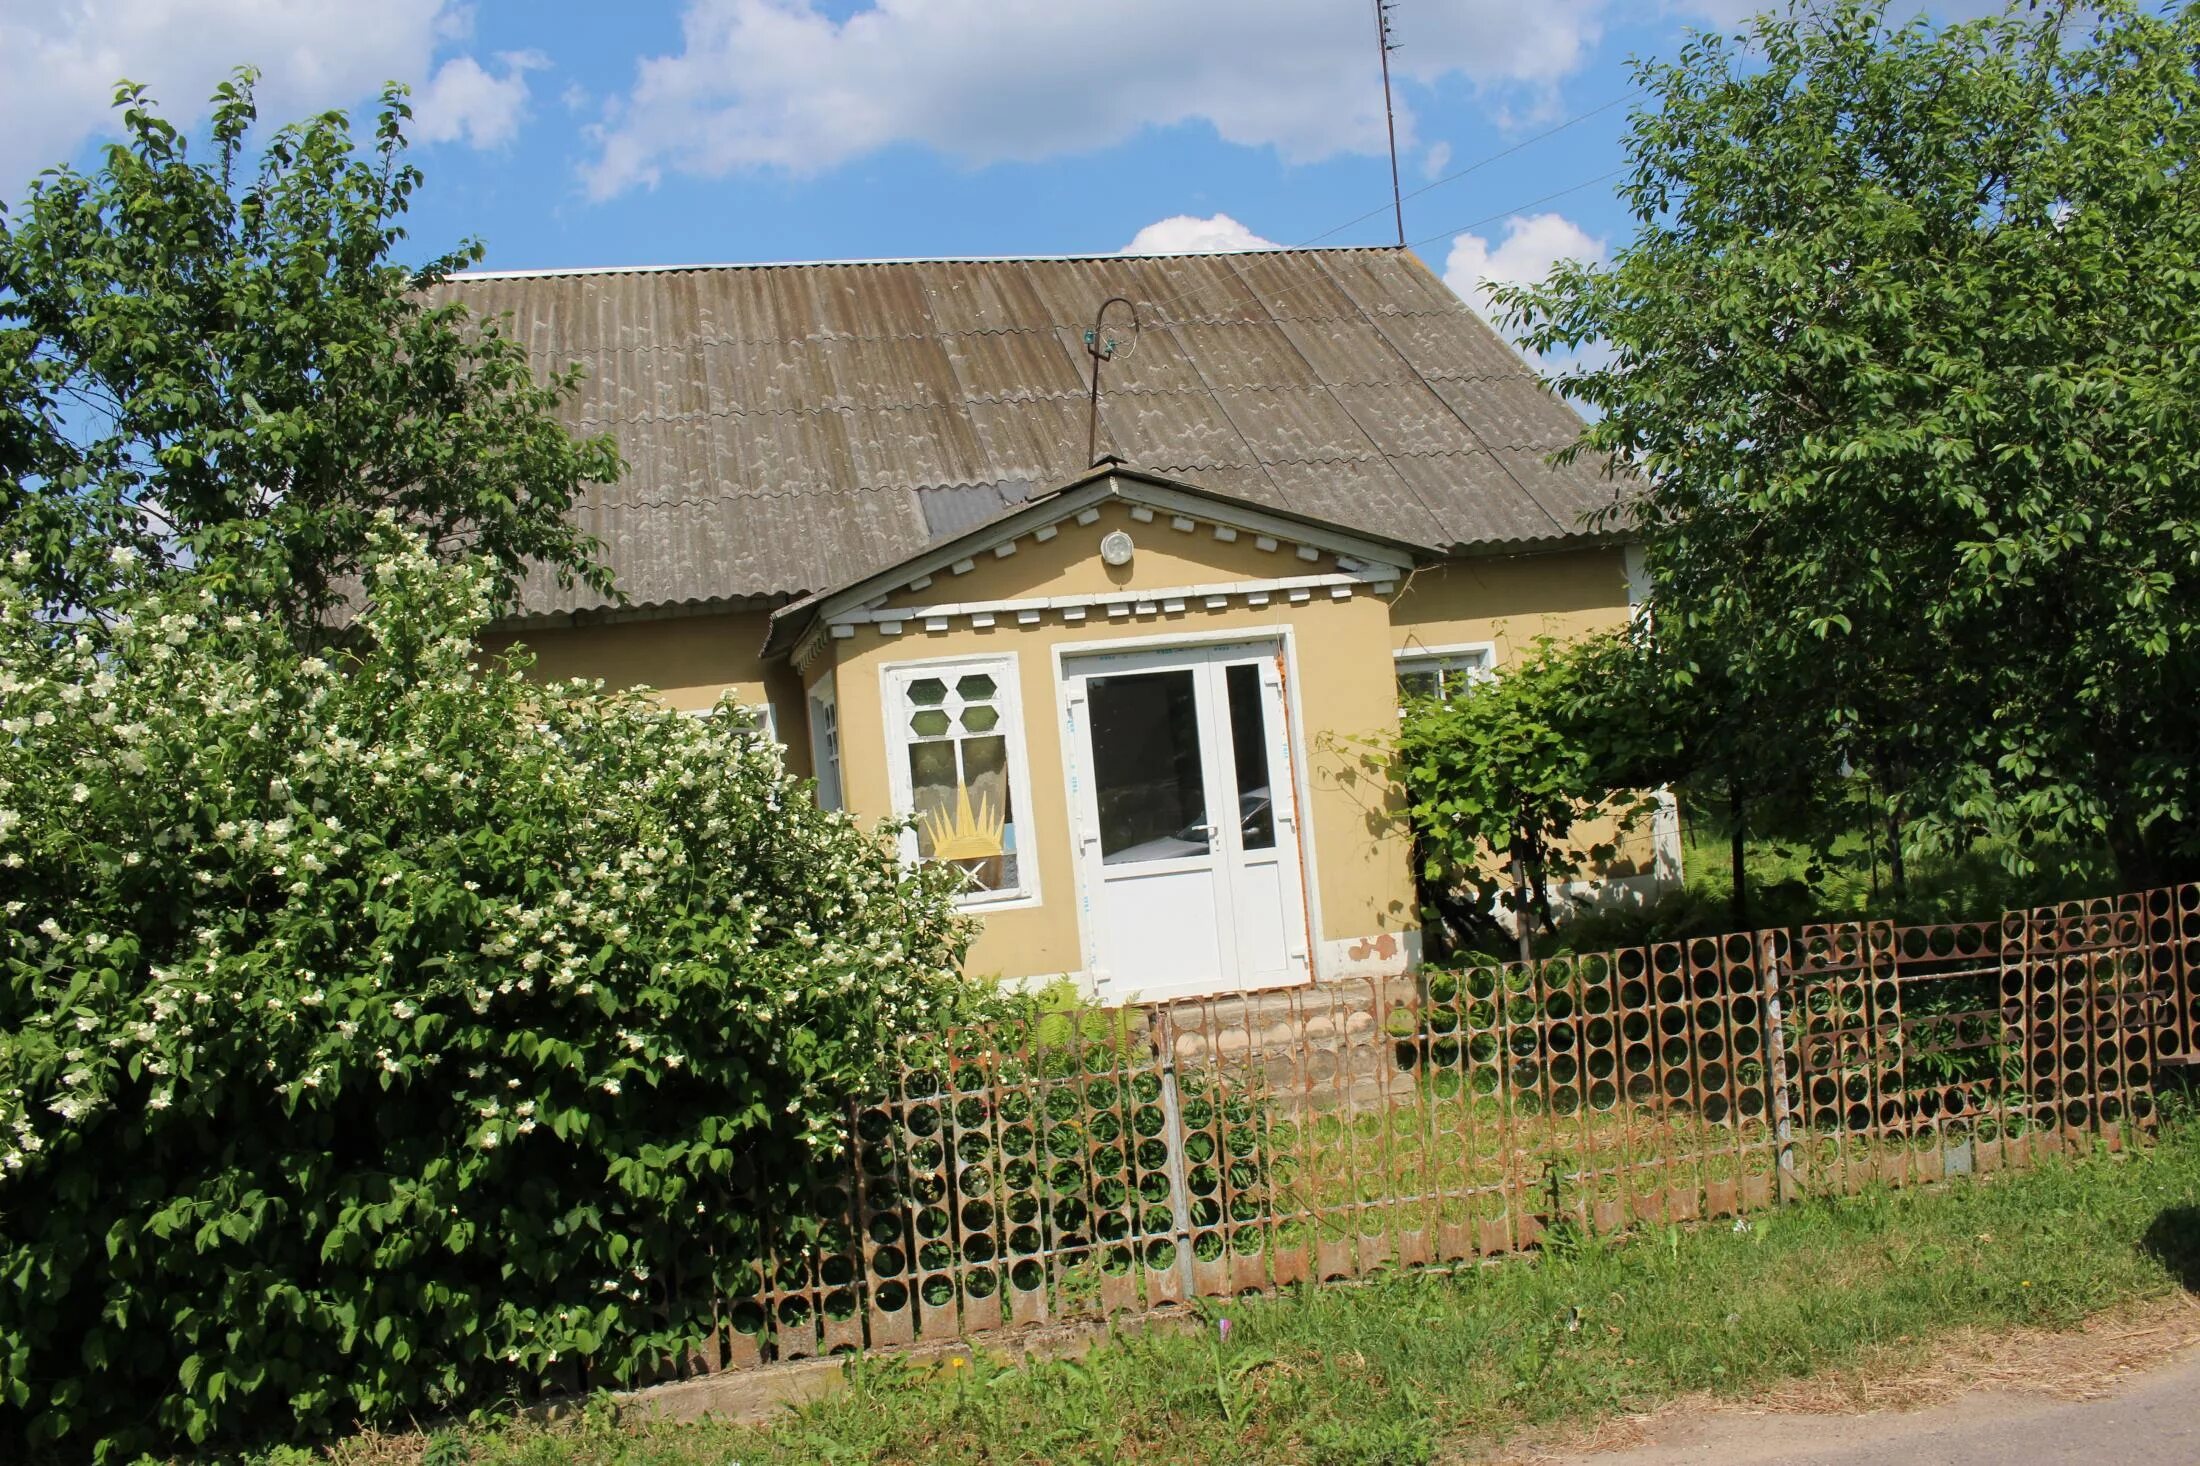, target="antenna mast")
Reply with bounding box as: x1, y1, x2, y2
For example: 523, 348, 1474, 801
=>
1083, 296, 1141, 468
1373, 0, 1405, 247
